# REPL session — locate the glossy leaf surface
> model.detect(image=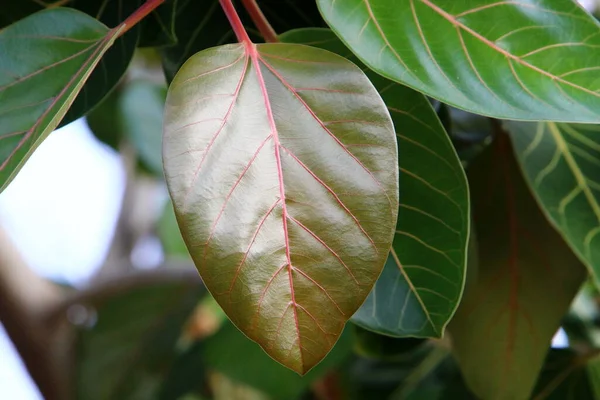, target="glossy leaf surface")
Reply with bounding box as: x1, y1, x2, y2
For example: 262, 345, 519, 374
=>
449, 135, 586, 400
0, 8, 122, 192
163, 43, 398, 374
281, 28, 469, 338
507, 122, 600, 288
318, 0, 600, 122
